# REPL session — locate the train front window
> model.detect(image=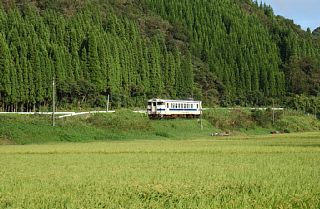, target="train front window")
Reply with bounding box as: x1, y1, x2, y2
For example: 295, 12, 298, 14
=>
148, 102, 151, 106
